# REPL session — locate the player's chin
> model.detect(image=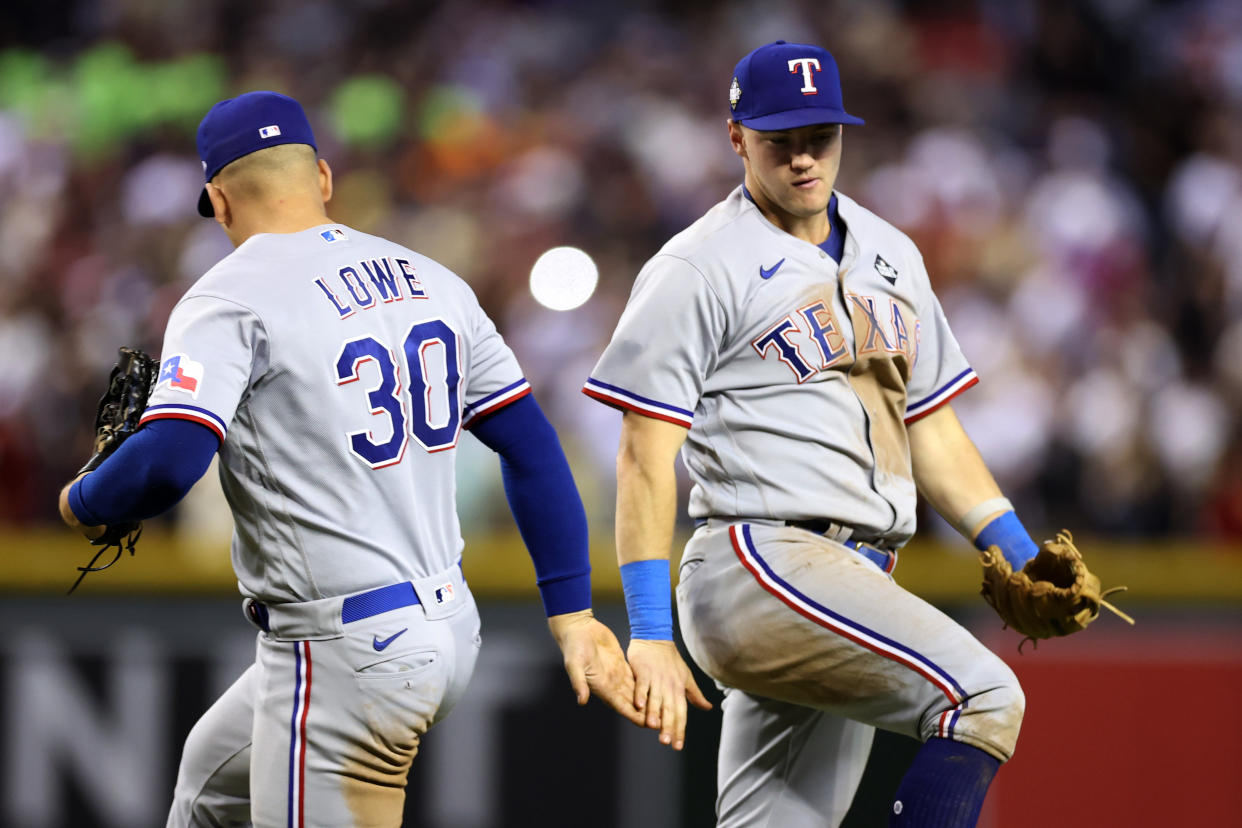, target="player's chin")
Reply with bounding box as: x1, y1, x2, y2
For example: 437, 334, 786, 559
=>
783, 185, 830, 215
